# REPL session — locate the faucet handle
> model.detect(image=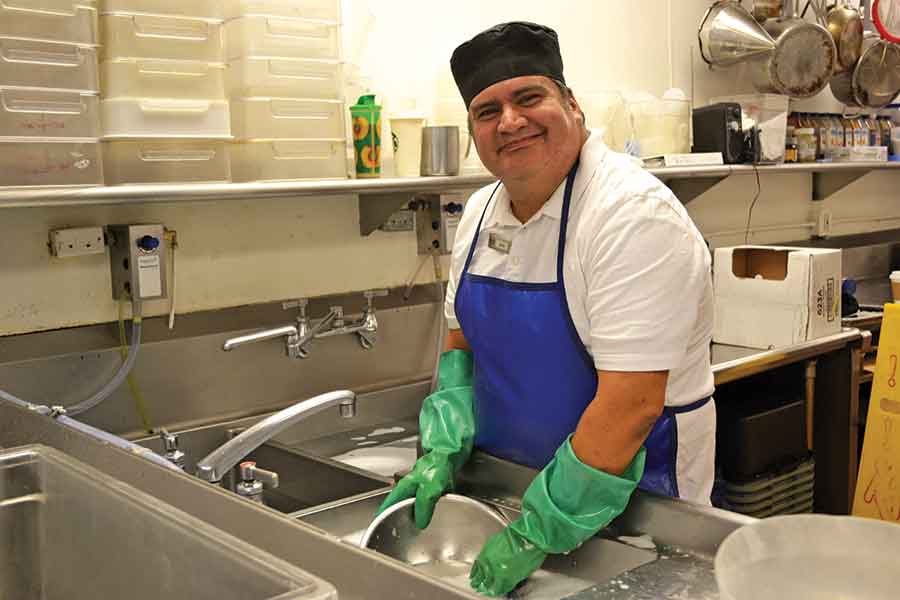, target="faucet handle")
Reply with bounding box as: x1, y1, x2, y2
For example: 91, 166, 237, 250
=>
363, 289, 388, 310
282, 298, 308, 311
239, 461, 280, 489
283, 298, 309, 318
